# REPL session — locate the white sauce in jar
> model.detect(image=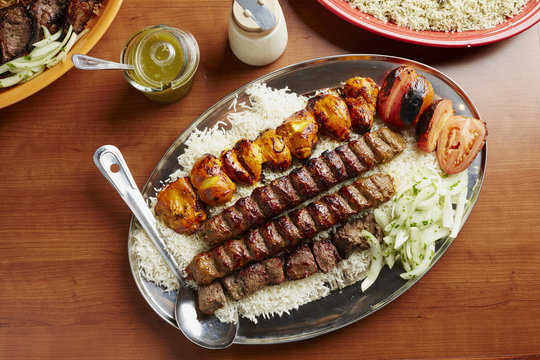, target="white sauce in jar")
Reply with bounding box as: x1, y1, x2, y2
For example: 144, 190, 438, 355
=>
228, 0, 288, 66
